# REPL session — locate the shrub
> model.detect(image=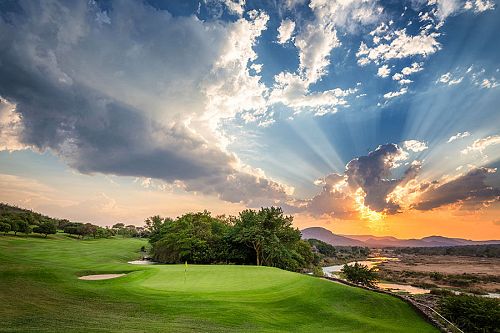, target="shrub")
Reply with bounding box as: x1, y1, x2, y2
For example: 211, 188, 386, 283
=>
312, 266, 324, 277
341, 262, 377, 288
439, 295, 500, 333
